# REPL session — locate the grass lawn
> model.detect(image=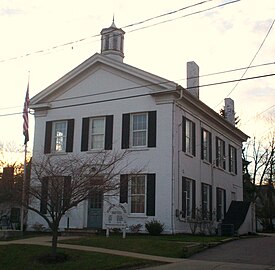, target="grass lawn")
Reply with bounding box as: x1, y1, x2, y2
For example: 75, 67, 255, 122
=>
61, 234, 227, 258
0, 244, 161, 270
